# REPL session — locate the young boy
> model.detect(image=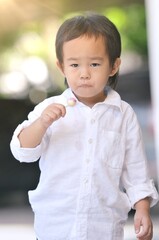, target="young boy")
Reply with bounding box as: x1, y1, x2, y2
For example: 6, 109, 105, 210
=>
10, 12, 158, 240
